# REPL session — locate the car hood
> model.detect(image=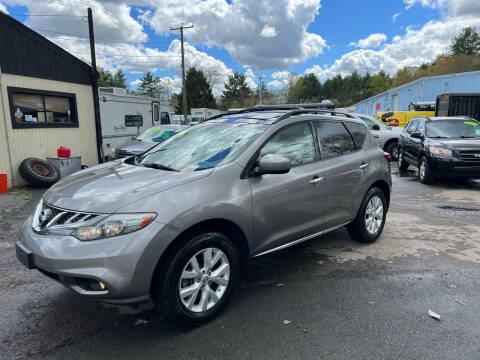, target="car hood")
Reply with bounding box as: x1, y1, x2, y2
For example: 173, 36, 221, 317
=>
428, 138, 480, 149
117, 139, 156, 155
43, 161, 212, 213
